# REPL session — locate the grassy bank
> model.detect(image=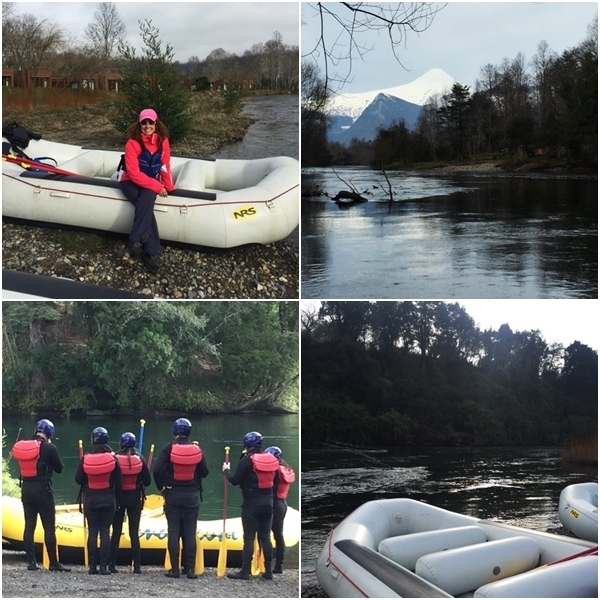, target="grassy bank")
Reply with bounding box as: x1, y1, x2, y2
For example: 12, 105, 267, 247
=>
2, 88, 254, 157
